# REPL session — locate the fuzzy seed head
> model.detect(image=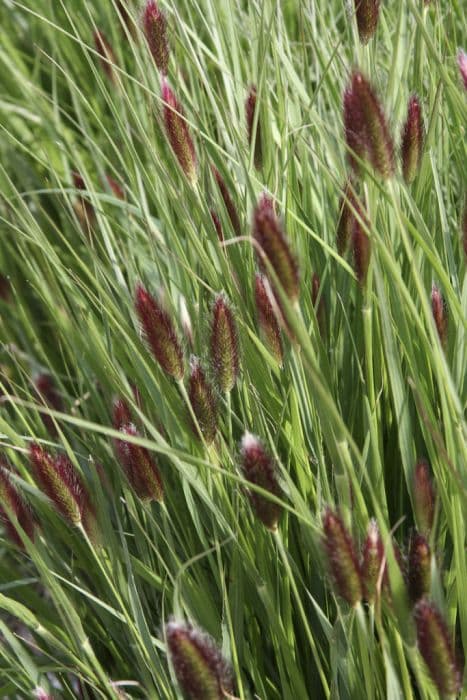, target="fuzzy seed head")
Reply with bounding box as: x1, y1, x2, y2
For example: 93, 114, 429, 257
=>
166, 620, 233, 699
322, 507, 362, 606
188, 358, 218, 445
240, 432, 282, 530
254, 274, 284, 365
142, 1, 169, 74
245, 85, 263, 170
344, 72, 395, 178
414, 599, 461, 696
106, 175, 125, 199
457, 49, 467, 90
161, 79, 197, 184
135, 284, 184, 380
336, 181, 356, 255
94, 30, 116, 83
210, 294, 239, 393
352, 206, 371, 286
431, 284, 448, 349
114, 423, 164, 502
401, 95, 424, 184
361, 519, 384, 604
212, 167, 241, 237
112, 397, 133, 430
0, 457, 35, 547
210, 210, 224, 243
29, 444, 87, 526
354, 0, 380, 44
253, 193, 299, 302
413, 458, 435, 535
408, 532, 431, 603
